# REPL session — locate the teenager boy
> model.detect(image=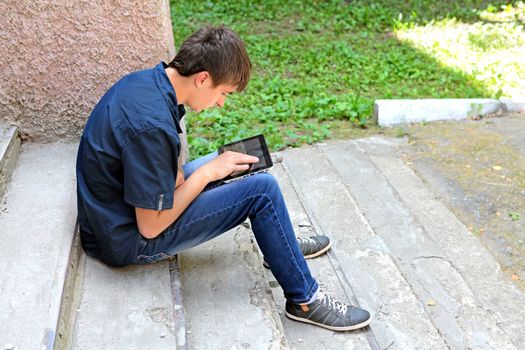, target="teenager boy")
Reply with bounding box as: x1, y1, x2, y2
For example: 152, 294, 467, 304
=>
76, 25, 371, 331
